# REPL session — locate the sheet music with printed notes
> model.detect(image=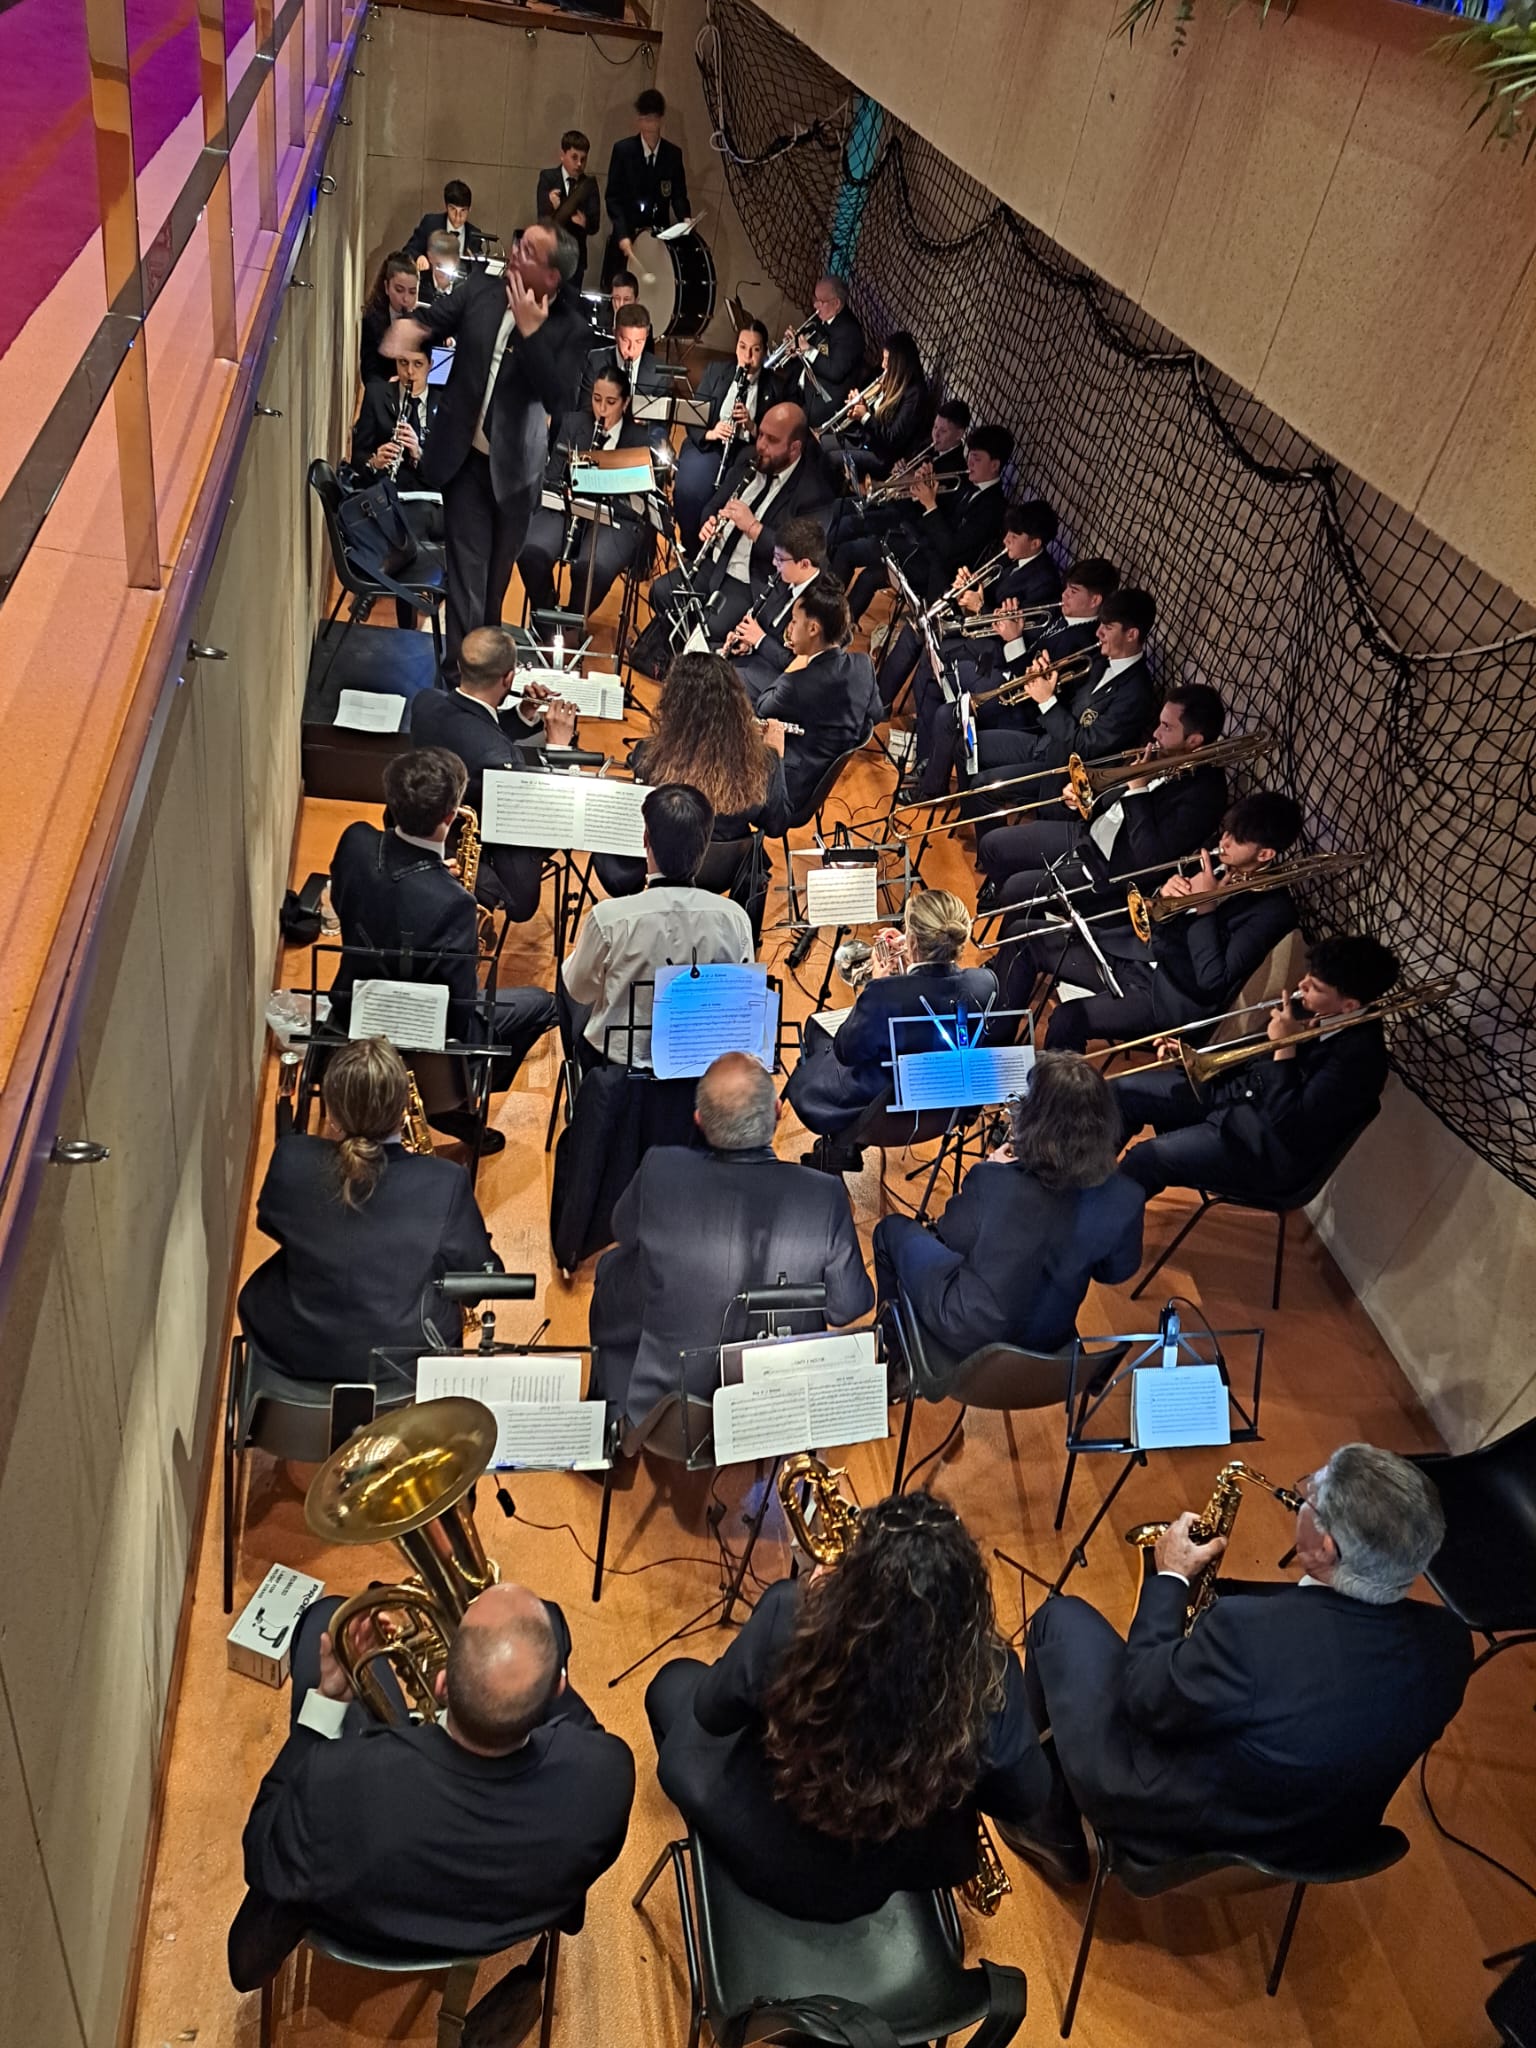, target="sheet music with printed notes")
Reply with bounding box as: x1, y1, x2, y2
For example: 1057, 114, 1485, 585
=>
803, 865, 880, 928
348, 979, 449, 1052
488, 1401, 608, 1470
1130, 1364, 1231, 1450
808, 1006, 855, 1039
804, 1360, 889, 1449
415, 1357, 583, 1405
650, 962, 778, 1079
736, 1331, 877, 1382
712, 1377, 813, 1464
479, 771, 647, 855
510, 669, 625, 721
894, 1041, 1037, 1112
334, 689, 406, 733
